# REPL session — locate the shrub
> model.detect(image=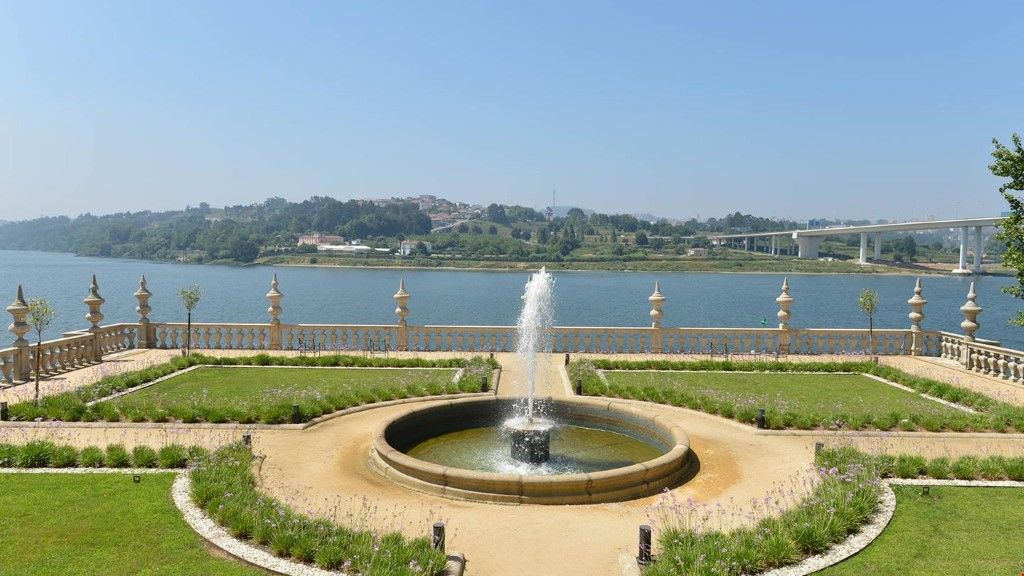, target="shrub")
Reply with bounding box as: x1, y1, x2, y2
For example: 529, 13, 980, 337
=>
158, 444, 188, 469
131, 445, 159, 468
17, 441, 56, 468
895, 455, 926, 479
80, 446, 105, 468
105, 444, 131, 468
50, 445, 79, 467
191, 443, 448, 575
0, 444, 18, 467
951, 456, 980, 480
925, 457, 951, 479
